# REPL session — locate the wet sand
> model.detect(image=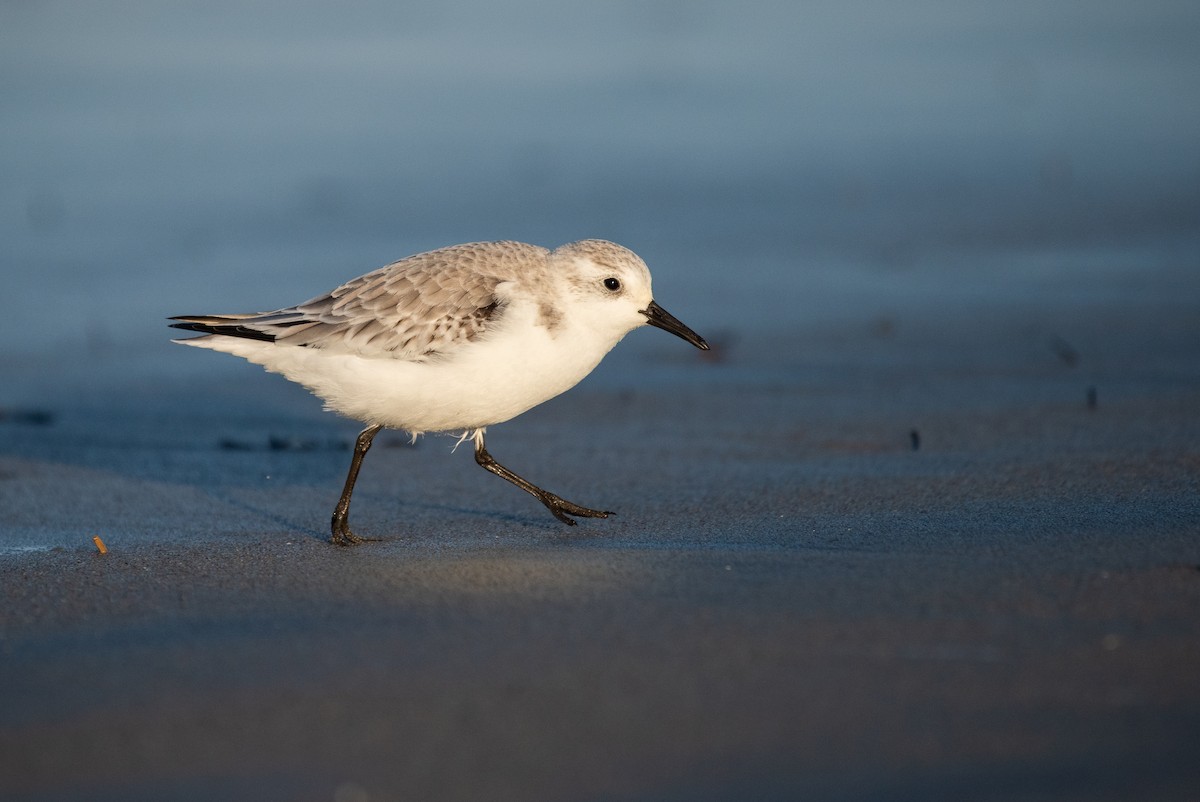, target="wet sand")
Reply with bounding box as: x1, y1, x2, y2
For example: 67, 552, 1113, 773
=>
2, 287, 1199, 801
